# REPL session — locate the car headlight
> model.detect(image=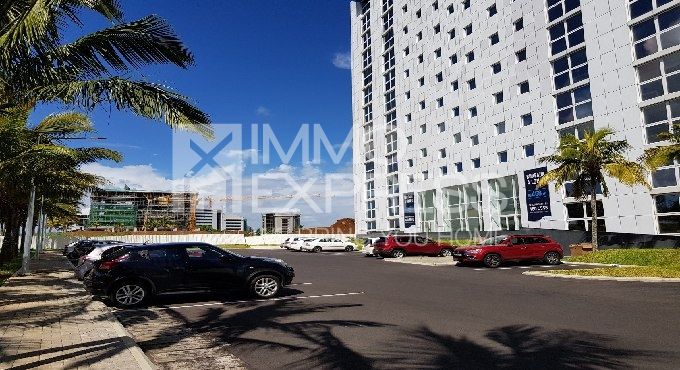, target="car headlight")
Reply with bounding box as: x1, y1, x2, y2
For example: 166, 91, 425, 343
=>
465, 249, 482, 254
